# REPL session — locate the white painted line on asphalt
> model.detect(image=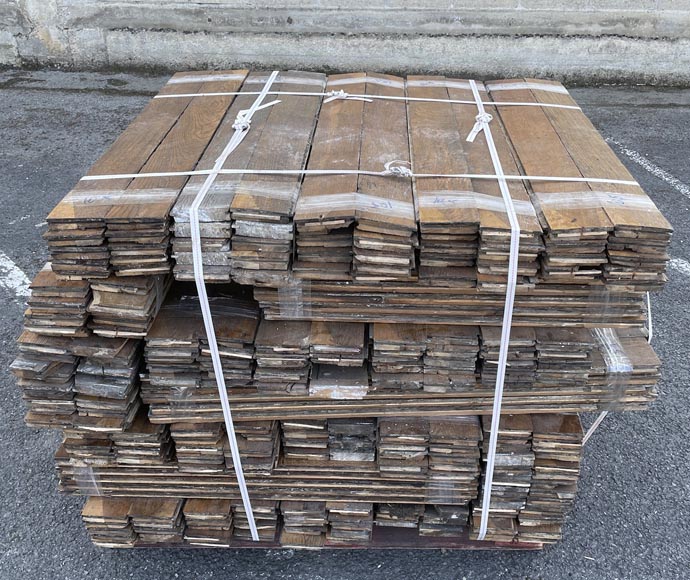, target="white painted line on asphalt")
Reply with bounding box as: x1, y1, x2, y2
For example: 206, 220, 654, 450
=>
0, 250, 31, 298
607, 138, 690, 201
669, 257, 690, 278
8, 214, 30, 225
